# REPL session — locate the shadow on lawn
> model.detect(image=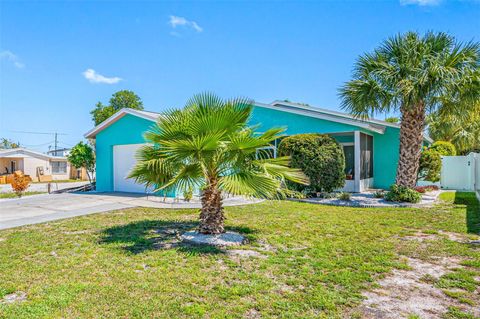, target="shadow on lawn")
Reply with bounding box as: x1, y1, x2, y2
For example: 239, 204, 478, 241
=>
453, 192, 480, 234
99, 219, 255, 255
